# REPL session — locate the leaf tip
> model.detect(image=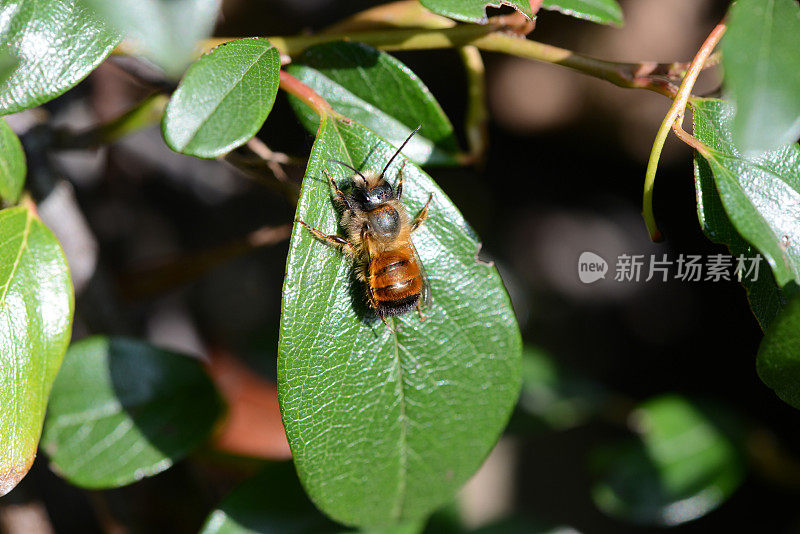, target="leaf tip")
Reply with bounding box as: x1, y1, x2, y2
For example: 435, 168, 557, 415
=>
0, 457, 35, 497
